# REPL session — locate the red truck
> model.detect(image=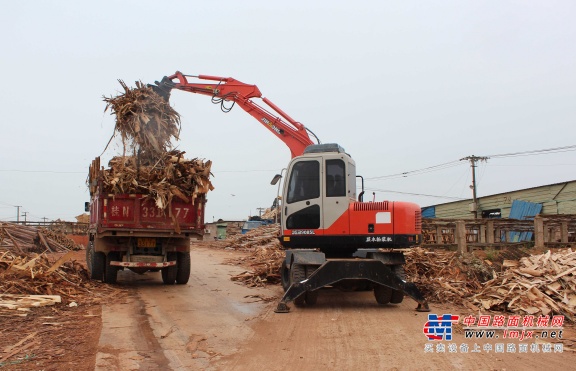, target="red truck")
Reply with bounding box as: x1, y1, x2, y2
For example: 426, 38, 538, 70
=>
85, 186, 206, 284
